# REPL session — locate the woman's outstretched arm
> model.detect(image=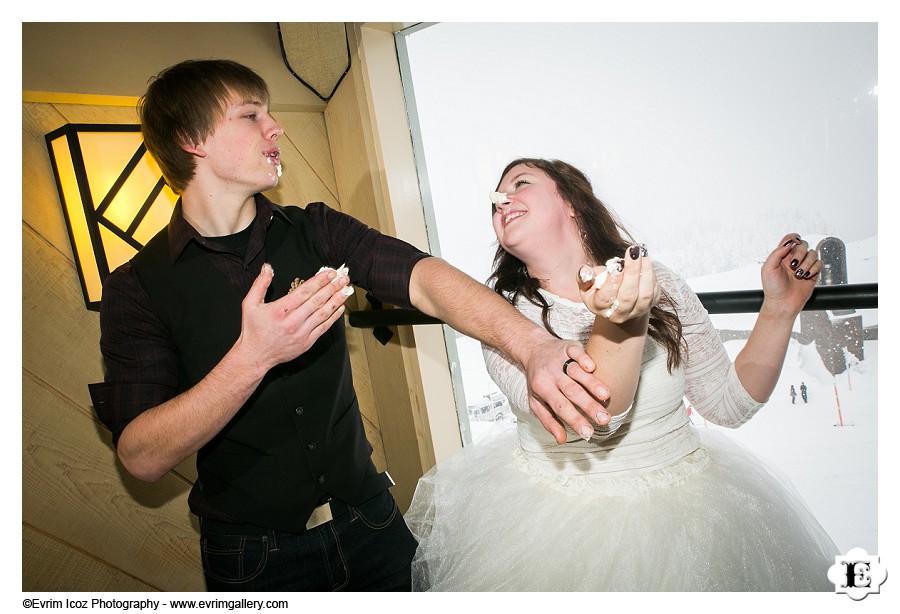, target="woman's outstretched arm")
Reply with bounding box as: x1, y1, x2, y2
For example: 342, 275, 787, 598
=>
735, 234, 821, 402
